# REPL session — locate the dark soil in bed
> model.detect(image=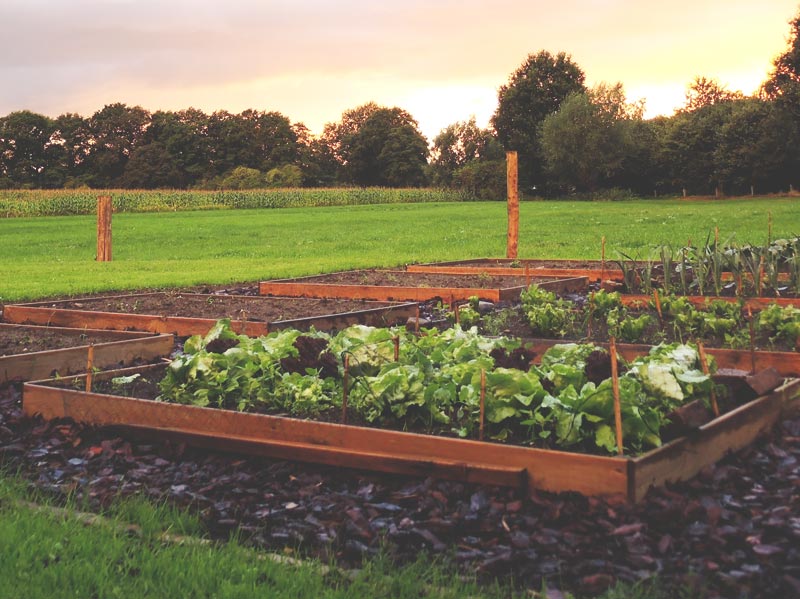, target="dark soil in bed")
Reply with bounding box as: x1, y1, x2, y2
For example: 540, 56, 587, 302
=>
0, 327, 147, 356
26, 294, 404, 322
2, 379, 798, 599
276, 270, 560, 288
